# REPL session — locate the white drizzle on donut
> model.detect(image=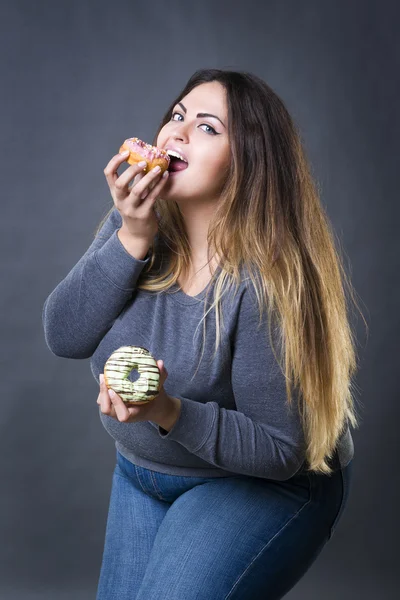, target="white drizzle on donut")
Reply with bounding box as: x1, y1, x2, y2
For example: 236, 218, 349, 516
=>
104, 346, 160, 404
